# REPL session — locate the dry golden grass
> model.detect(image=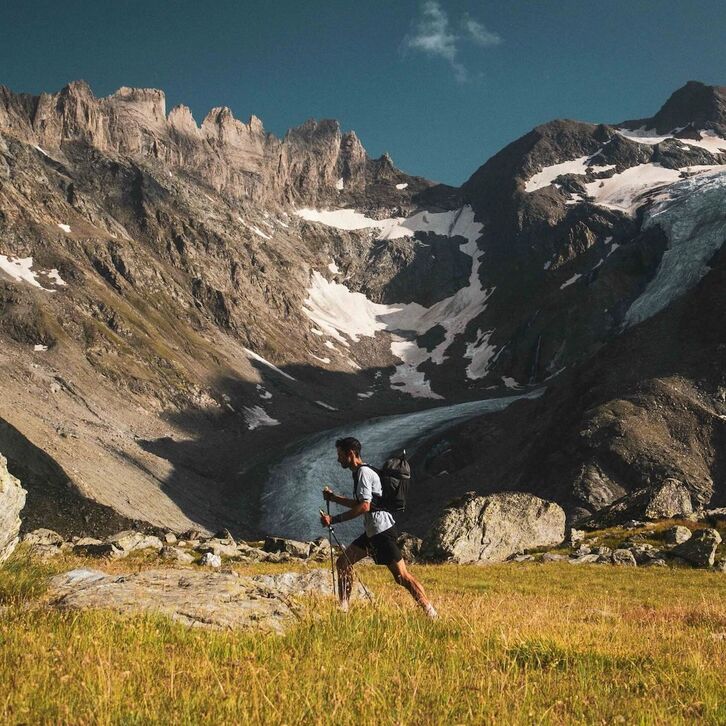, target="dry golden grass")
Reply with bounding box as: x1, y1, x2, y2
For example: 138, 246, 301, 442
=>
0, 551, 724, 725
